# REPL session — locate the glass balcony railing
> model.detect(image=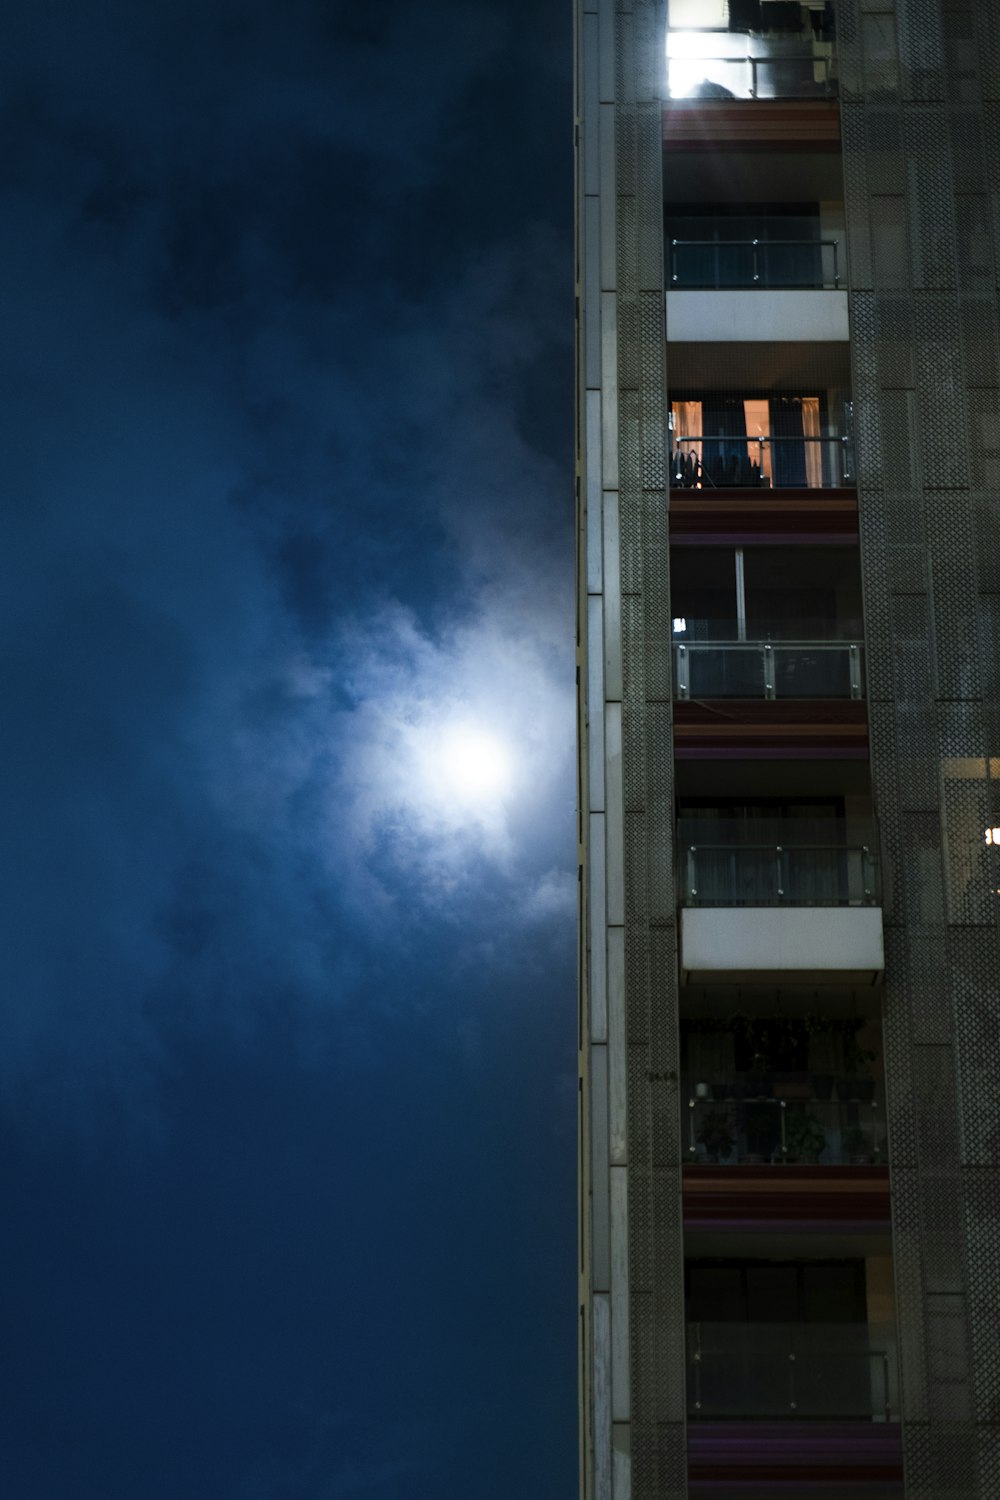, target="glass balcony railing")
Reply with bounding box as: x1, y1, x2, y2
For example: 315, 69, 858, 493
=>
677, 820, 880, 907
667, 31, 838, 101
670, 238, 841, 289
685, 1090, 885, 1166
687, 1323, 898, 1421
674, 640, 864, 700
670, 435, 854, 489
